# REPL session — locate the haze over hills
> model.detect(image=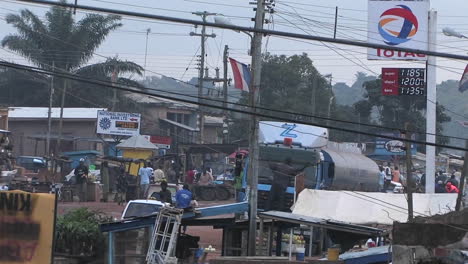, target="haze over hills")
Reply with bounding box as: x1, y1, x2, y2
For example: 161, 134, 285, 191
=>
332, 74, 467, 153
